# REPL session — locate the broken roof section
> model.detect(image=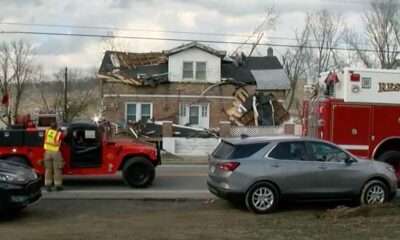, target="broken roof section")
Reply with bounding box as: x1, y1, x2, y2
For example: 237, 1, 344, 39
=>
163, 41, 226, 57
99, 50, 168, 86
221, 56, 284, 84
251, 69, 291, 90
101, 51, 166, 71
